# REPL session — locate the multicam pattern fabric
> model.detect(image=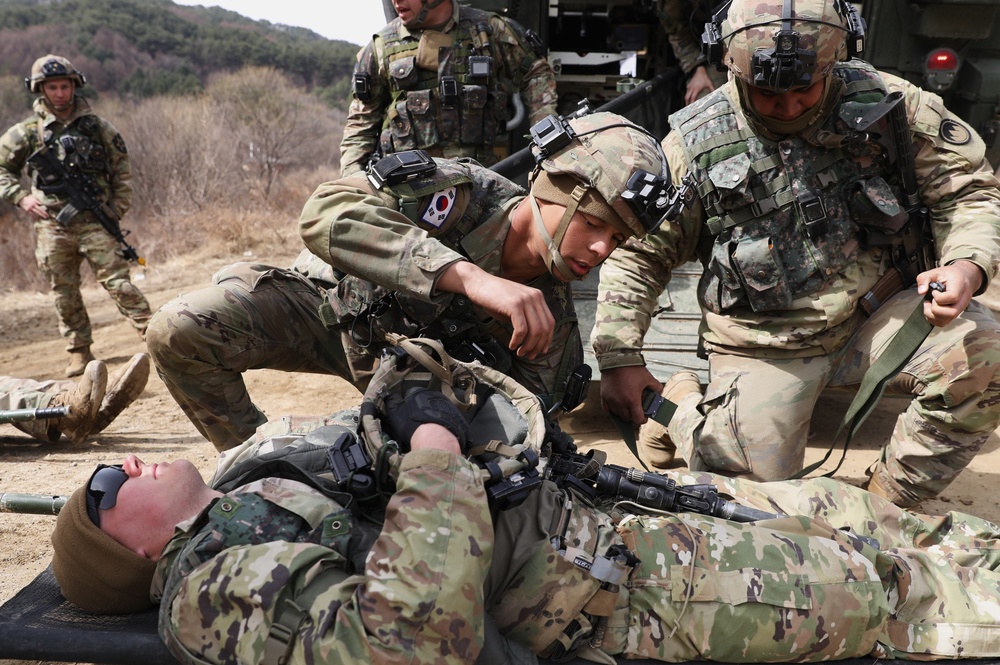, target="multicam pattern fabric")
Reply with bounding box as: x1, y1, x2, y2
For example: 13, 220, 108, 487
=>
148, 159, 582, 451
0, 374, 69, 440
0, 96, 150, 349
721, 0, 853, 88
153, 417, 1000, 664
339, 2, 557, 175
593, 67, 1000, 499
